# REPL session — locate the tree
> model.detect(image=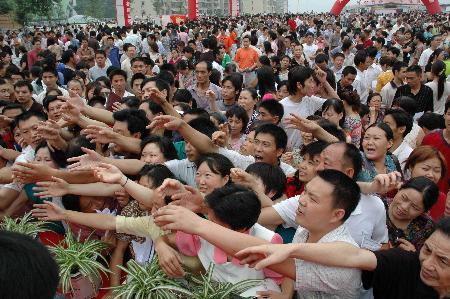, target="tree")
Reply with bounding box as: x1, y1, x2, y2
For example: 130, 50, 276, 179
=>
0, 0, 13, 15
11, 0, 61, 24
153, 0, 164, 15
